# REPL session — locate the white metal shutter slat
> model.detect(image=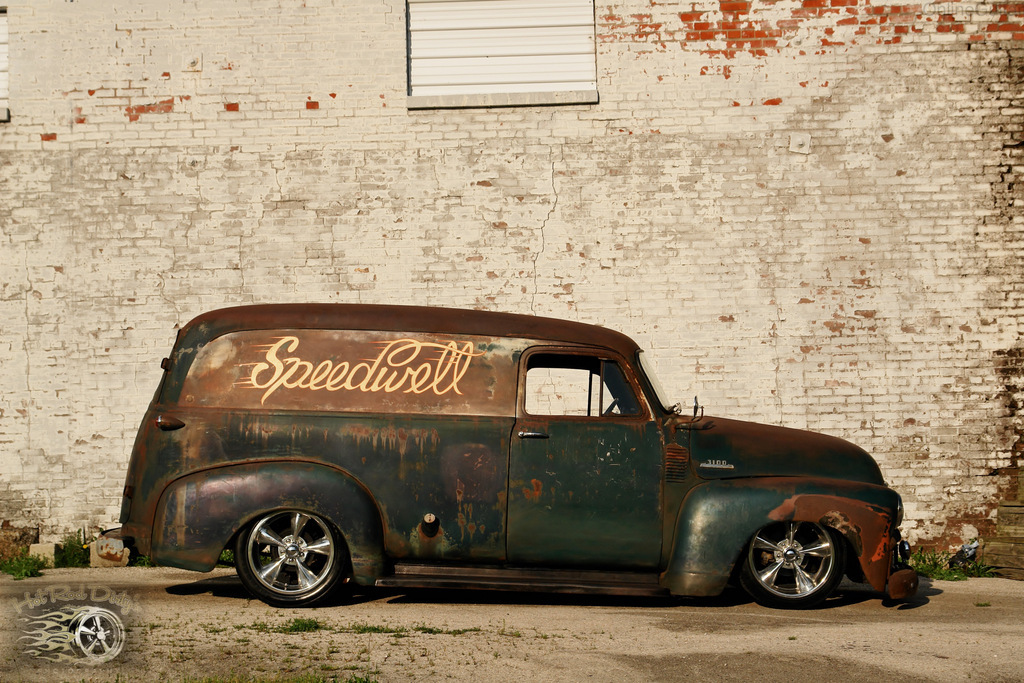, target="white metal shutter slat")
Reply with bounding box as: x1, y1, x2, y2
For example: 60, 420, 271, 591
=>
413, 55, 597, 84
408, 0, 596, 101
413, 13, 592, 31
415, 27, 593, 58
410, 0, 593, 13
412, 82, 592, 97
